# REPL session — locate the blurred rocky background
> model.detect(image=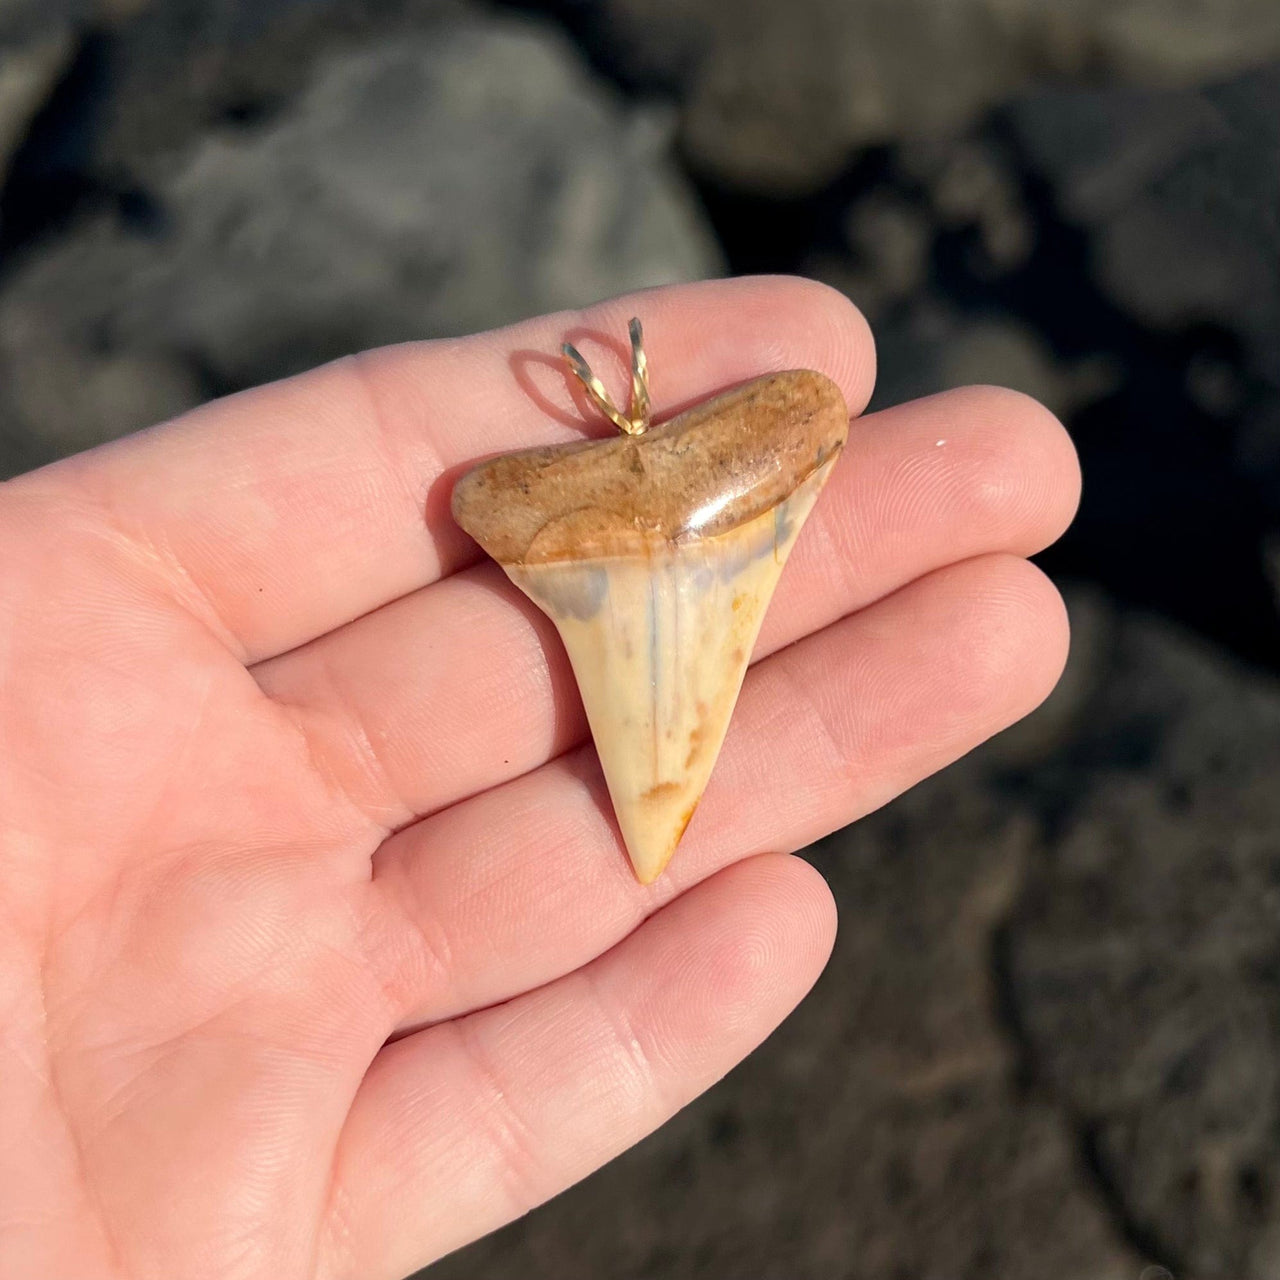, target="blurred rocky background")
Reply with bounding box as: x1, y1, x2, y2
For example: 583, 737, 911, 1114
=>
3, 1, 1279, 1276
